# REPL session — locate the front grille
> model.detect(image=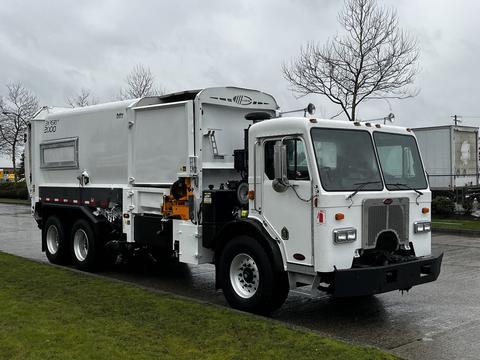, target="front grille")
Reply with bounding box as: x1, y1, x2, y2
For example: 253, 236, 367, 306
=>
362, 198, 409, 249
